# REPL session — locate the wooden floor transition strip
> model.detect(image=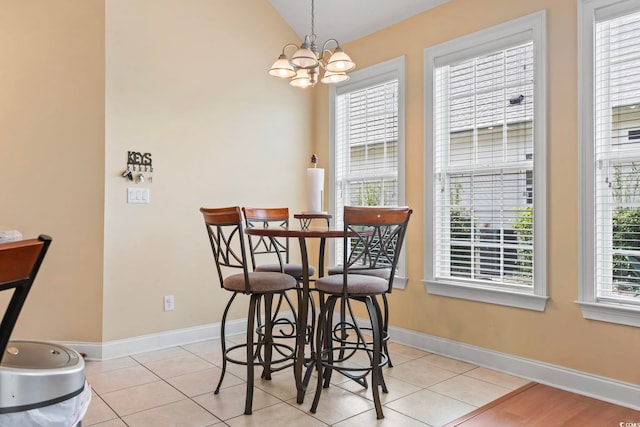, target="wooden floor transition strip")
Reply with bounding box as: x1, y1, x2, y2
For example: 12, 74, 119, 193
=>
443, 382, 640, 427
